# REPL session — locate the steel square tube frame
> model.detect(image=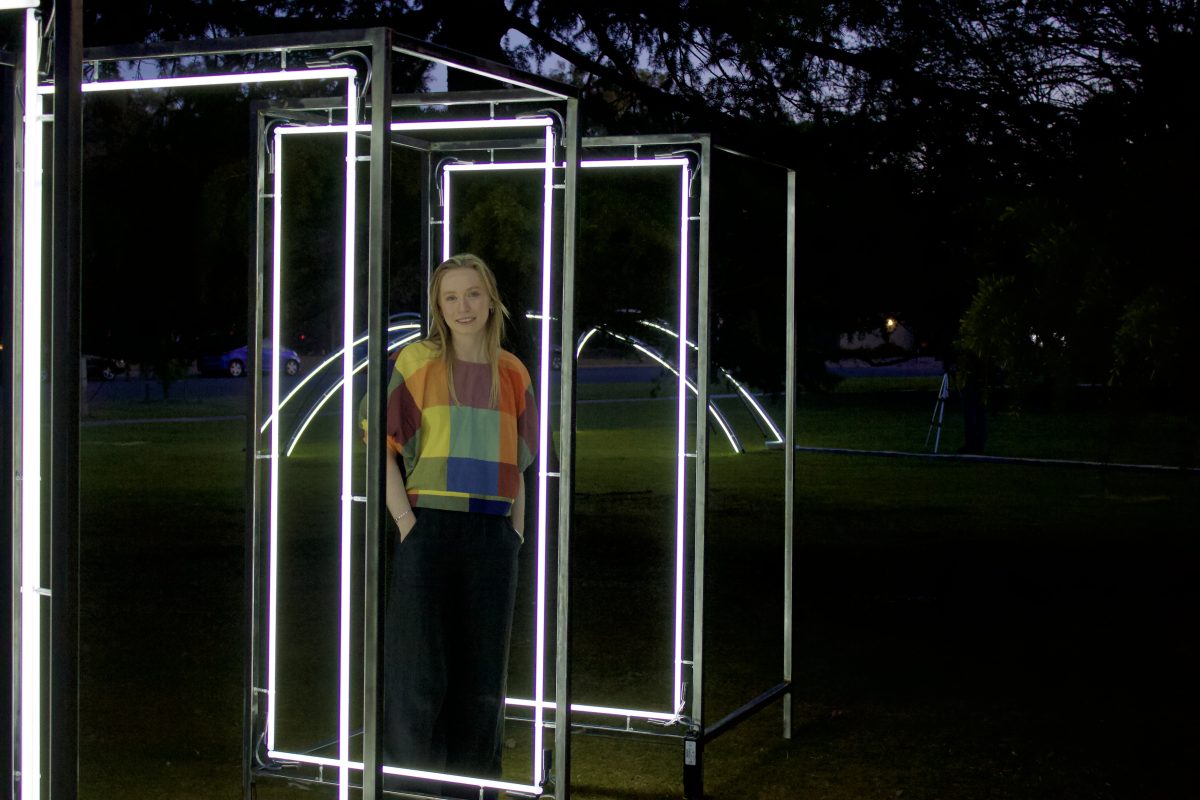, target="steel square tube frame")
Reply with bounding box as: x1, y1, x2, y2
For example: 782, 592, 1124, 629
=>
257, 115, 560, 798
430, 135, 796, 798
6, 13, 796, 799
6, 20, 580, 800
